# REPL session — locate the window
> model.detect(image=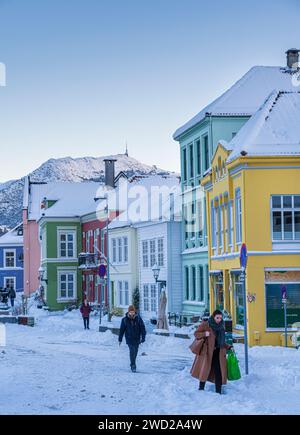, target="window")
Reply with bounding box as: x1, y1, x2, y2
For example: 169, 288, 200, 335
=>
232, 274, 244, 326
185, 266, 189, 300
189, 143, 194, 178
182, 148, 187, 181
123, 237, 128, 262
85, 232, 90, 253
266, 283, 300, 328
191, 266, 196, 301
271, 195, 300, 241
228, 201, 234, 248
211, 201, 216, 248
150, 240, 156, 267
150, 284, 157, 312
214, 274, 224, 311
235, 189, 242, 244
118, 238, 123, 263
124, 281, 129, 305
203, 135, 209, 171
4, 250, 15, 268
196, 200, 203, 245
199, 266, 204, 301
94, 230, 98, 253
118, 281, 129, 306
143, 284, 149, 311
59, 231, 75, 258
196, 139, 201, 175
158, 238, 164, 267
58, 272, 76, 299
112, 239, 117, 263
219, 206, 224, 251
142, 241, 149, 268
4, 277, 16, 291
